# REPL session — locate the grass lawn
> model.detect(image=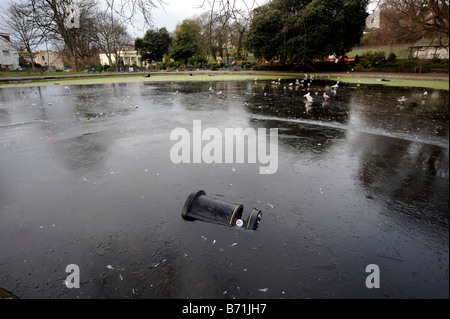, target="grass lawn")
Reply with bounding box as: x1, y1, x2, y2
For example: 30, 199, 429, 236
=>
0, 72, 448, 90
0, 73, 297, 88
330, 76, 449, 90
347, 47, 411, 59
0, 71, 88, 77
